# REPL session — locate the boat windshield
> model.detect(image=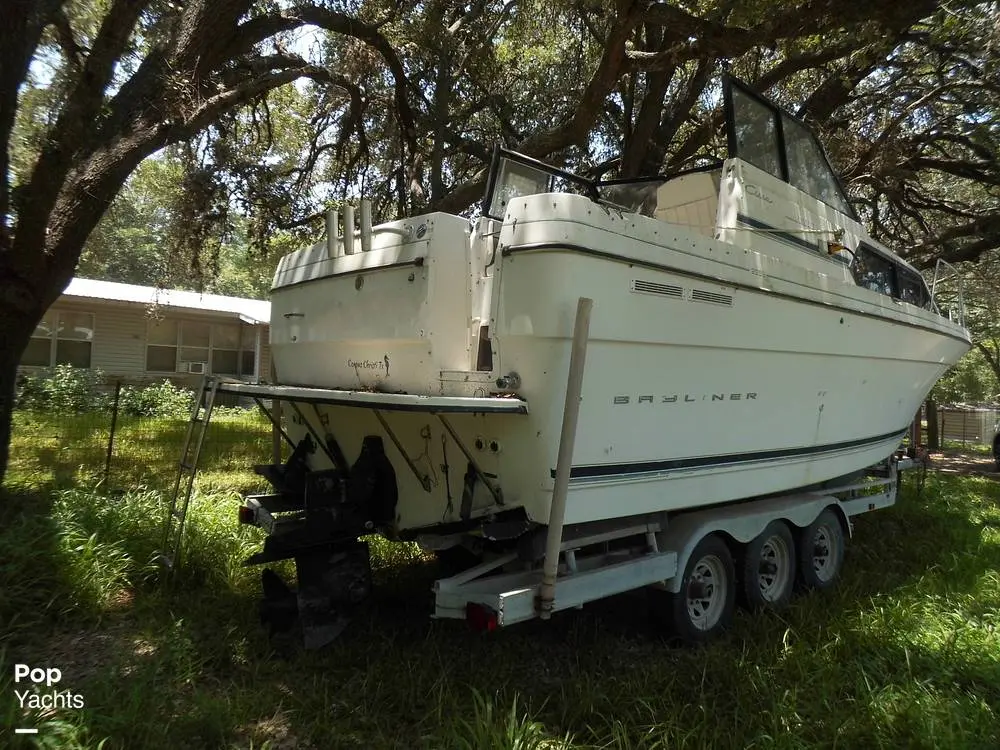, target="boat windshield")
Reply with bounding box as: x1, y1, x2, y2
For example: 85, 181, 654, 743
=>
594, 178, 663, 216
724, 76, 857, 220
480, 149, 711, 220
595, 164, 724, 217
481, 149, 597, 220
